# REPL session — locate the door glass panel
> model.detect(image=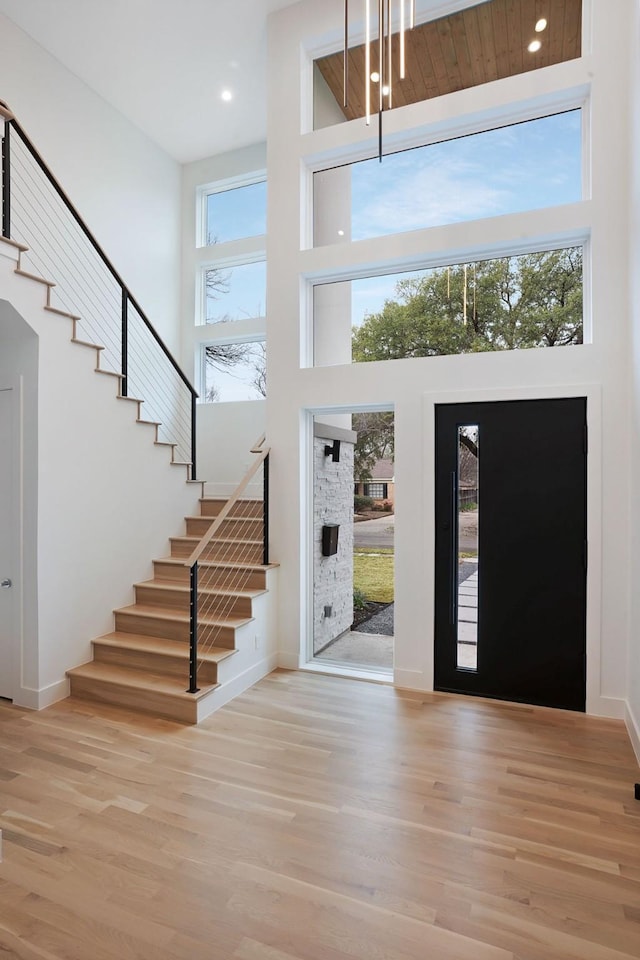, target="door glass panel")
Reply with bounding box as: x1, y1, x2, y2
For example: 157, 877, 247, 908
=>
457, 426, 478, 671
